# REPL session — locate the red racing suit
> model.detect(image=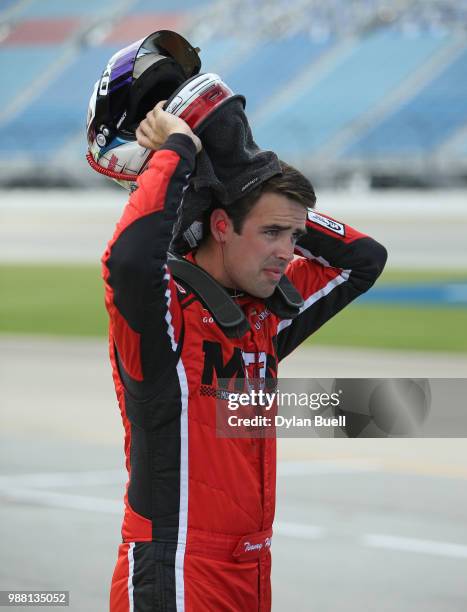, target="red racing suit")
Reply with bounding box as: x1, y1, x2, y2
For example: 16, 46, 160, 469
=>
103, 134, 387, 611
